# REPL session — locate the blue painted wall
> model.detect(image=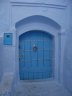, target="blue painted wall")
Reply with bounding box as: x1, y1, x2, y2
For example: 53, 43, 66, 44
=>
0, 37, 3, 81
0, 0, 10, 33
0, 0, 9, 81
0, 0, 72, 93
63, 1, 72, 93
